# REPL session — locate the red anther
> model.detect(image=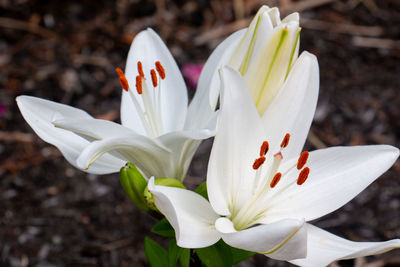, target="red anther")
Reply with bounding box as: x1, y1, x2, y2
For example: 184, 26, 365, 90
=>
137, 61, 144, 77
150, 69, 158, 87
280, 133, 290, 148
297, 151, 309, 170
297, 167, 310, 185
115, 67, 124, 76
155, 61, 166, 79
260, 141, 269, 157
252, 156, 266, 170
135, 75, 143, 94
270, 172, 282, 188
116, 67, 129, 91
